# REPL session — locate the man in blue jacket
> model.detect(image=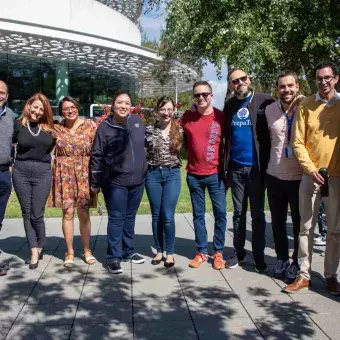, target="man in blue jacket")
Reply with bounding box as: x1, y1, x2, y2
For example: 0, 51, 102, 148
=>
223, 69, 274, 272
